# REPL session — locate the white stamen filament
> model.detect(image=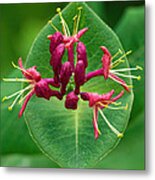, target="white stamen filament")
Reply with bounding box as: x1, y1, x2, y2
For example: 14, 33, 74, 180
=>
3, 78, 32, 83
18, 90, 31, 104
111, 65, 143, 73
111, 71, 141, 80
97, 102, 128, 110
56, 8, 70, 36
98, 108, 123, 138
2, 85, 32, 102
8, 92, 23, 111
